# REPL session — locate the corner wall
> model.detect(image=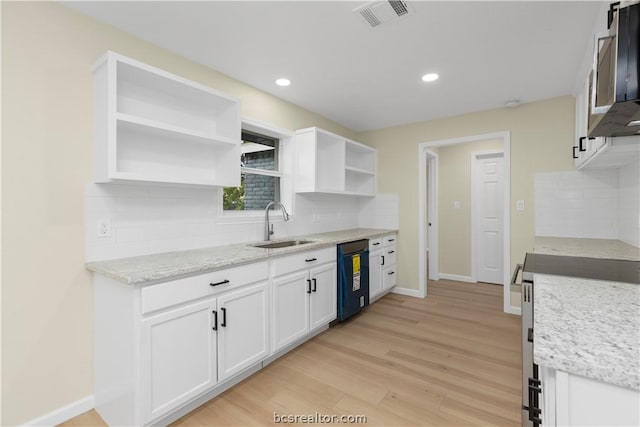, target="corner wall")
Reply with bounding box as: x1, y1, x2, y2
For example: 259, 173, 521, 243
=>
357, 96, 576, 291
